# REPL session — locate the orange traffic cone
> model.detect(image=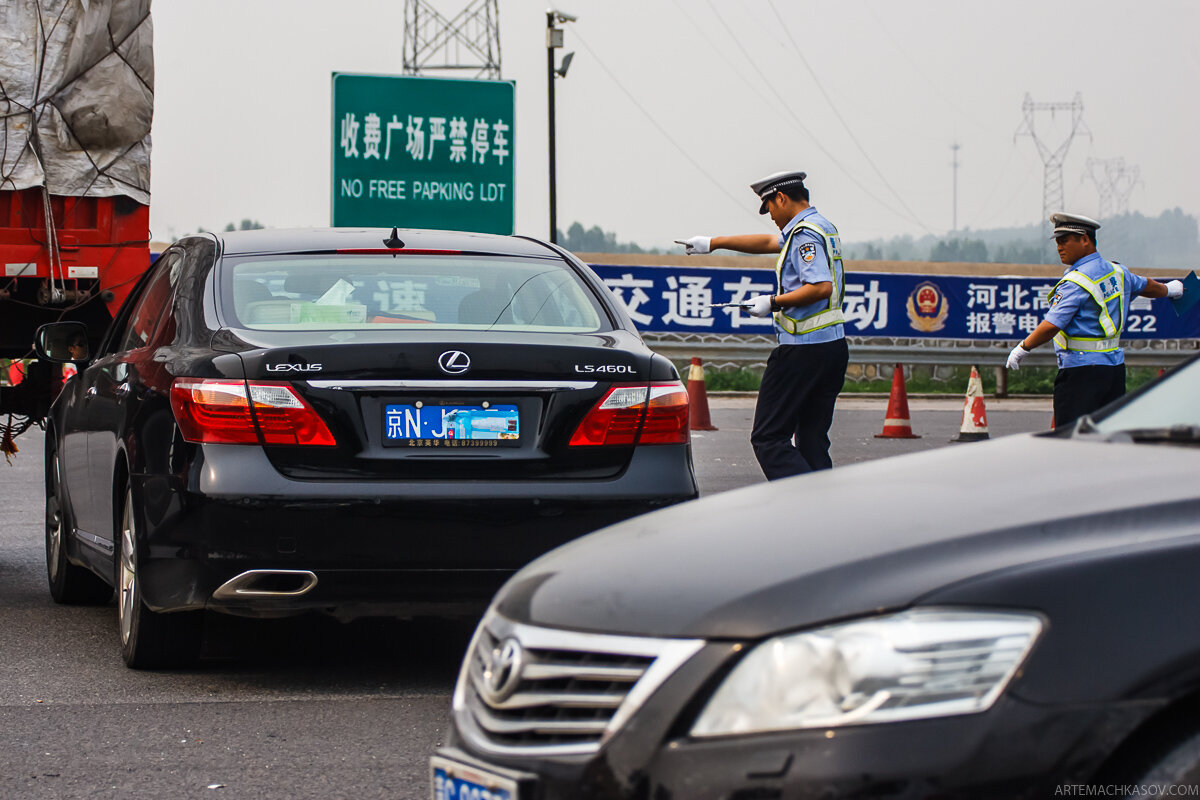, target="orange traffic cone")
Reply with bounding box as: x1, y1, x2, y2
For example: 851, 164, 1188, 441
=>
952, 366, 990, 442
686, 357, 718, 431
875, 364, 920, 439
